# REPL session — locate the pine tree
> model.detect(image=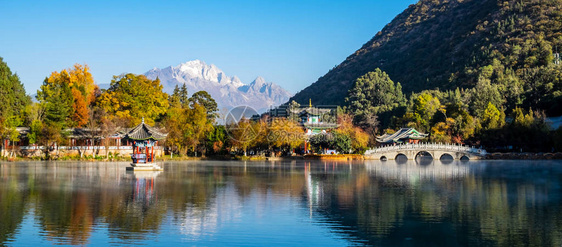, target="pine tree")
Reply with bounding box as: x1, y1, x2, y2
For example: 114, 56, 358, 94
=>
0, 57, 30, 120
